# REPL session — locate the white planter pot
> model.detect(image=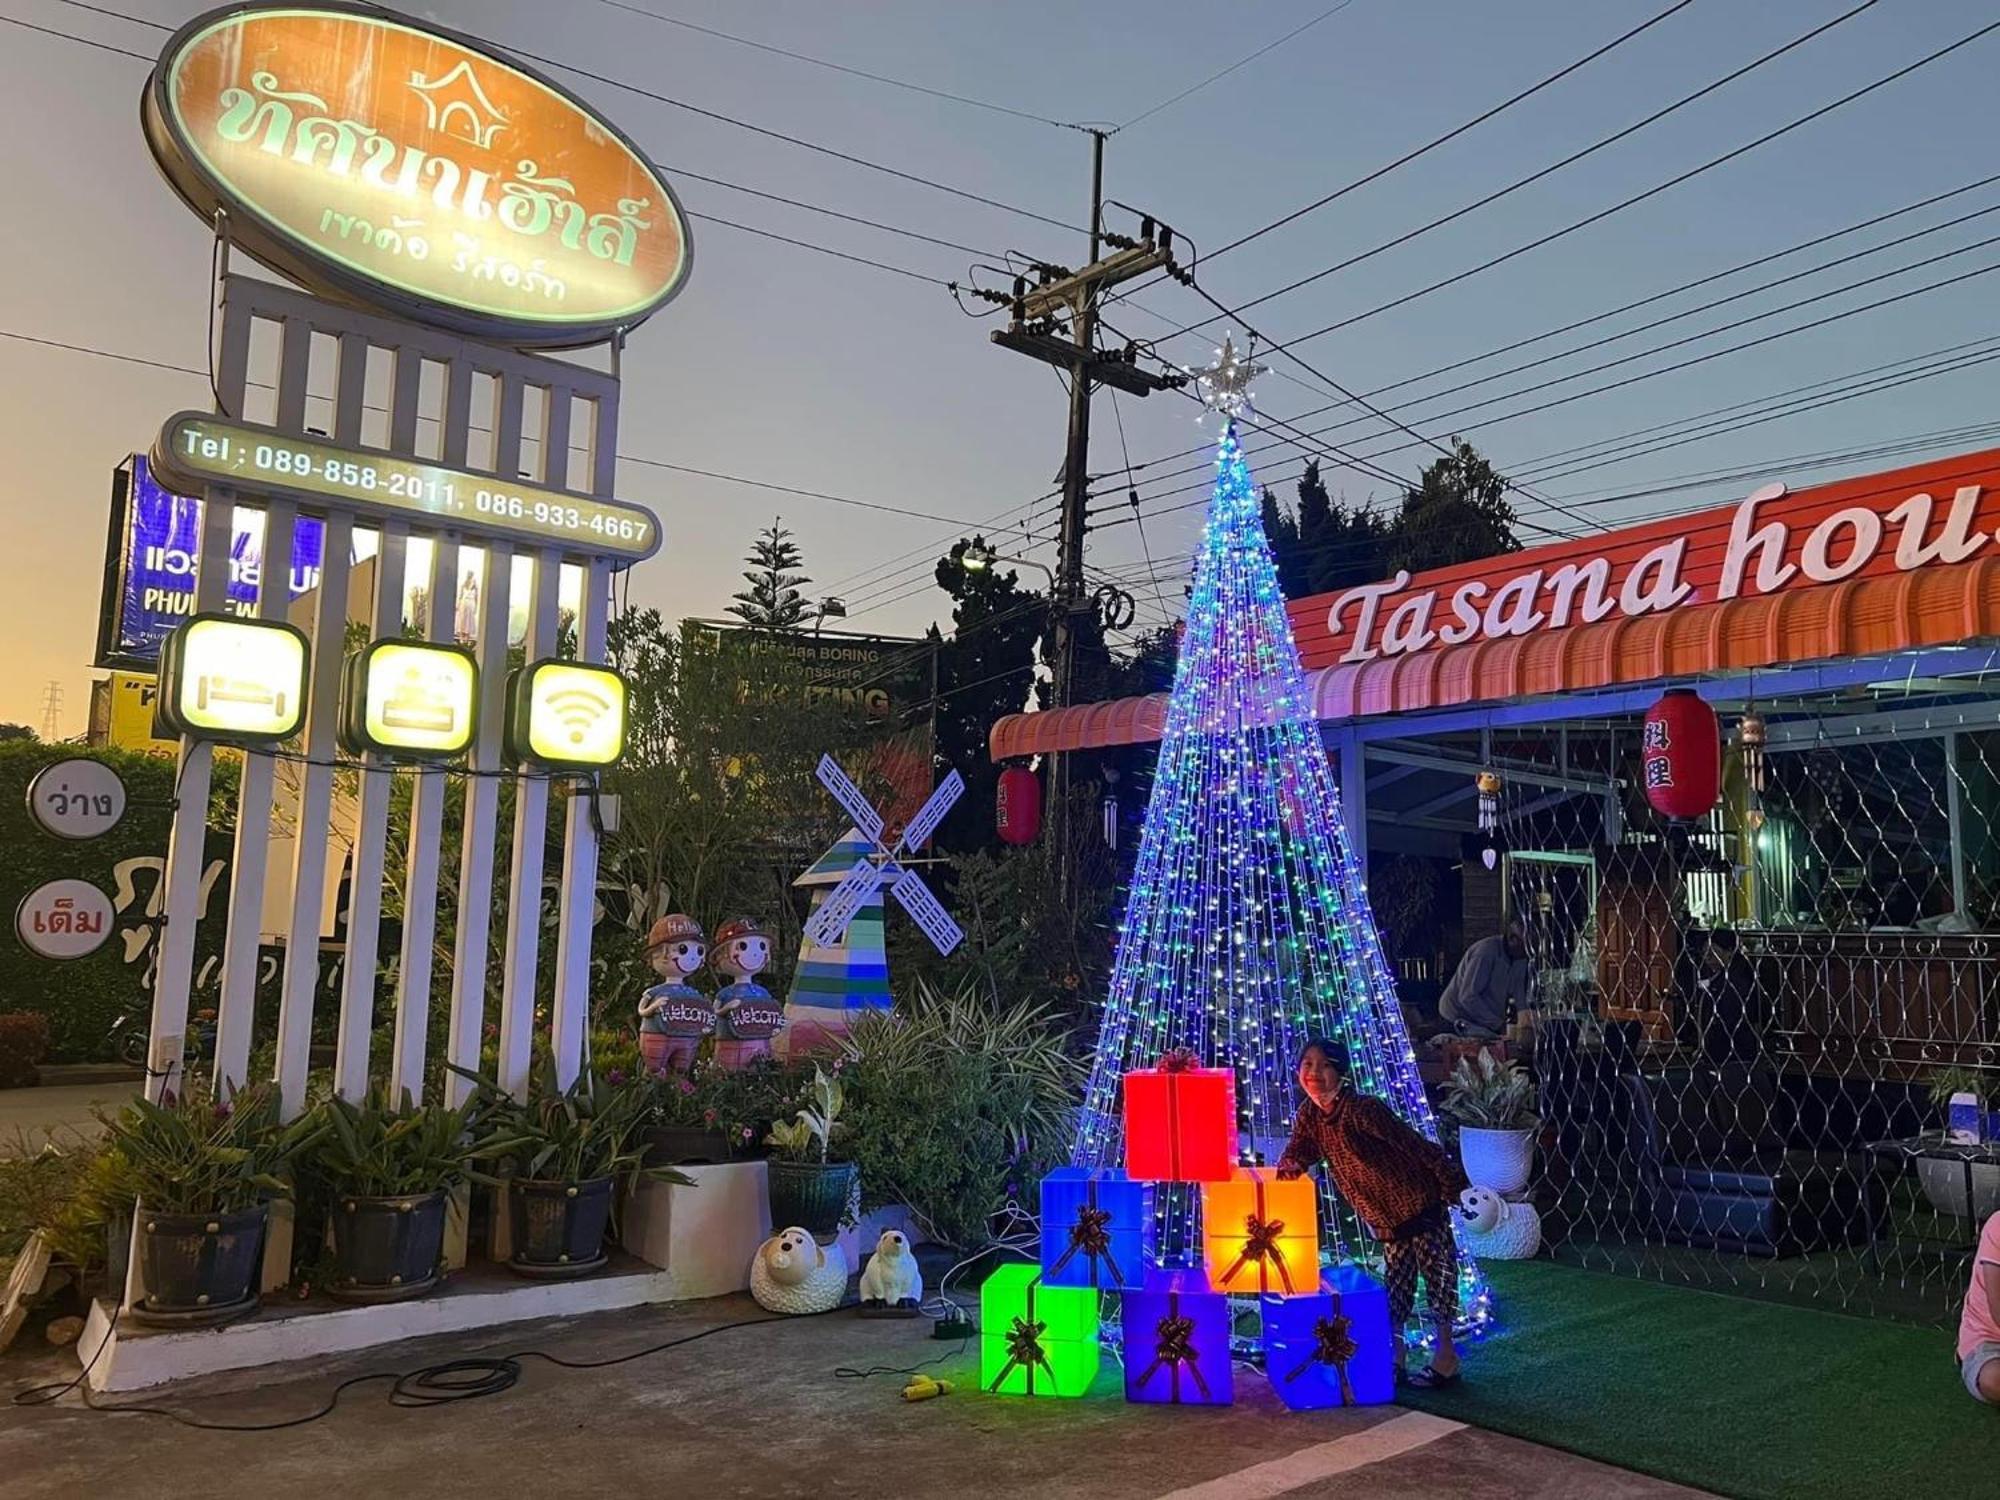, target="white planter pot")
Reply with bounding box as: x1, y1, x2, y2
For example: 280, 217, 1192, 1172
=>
1458, 1126, 1536, 1195
1915, 1155, 2000, 1221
